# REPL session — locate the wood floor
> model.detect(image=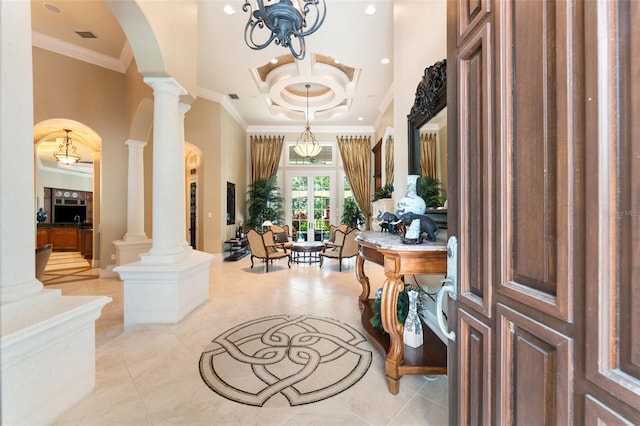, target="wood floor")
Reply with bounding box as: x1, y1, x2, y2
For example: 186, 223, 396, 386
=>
41, 251, 96, 285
